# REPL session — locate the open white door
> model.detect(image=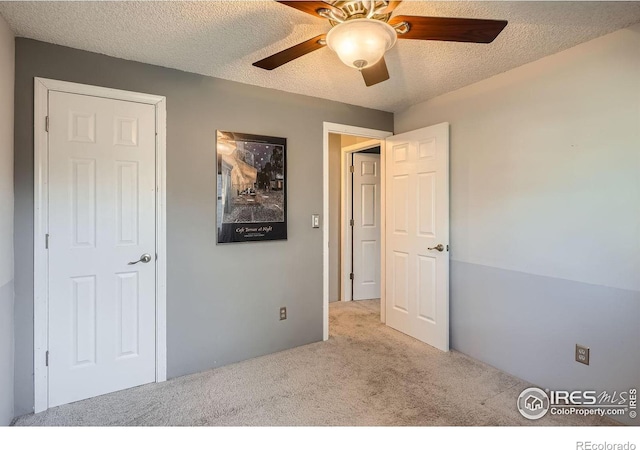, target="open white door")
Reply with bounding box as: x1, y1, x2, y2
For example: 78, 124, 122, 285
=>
384, 123, 449, 351
352, 152, 381, 300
